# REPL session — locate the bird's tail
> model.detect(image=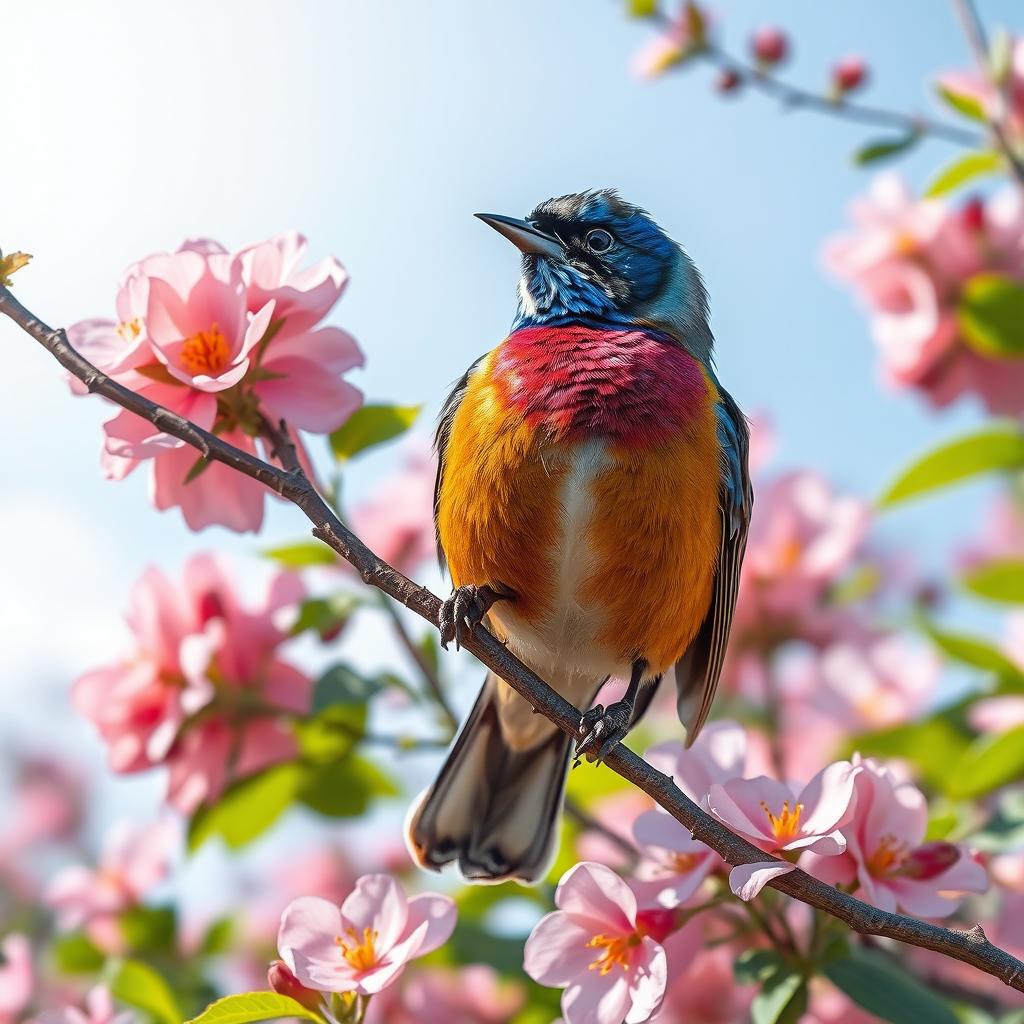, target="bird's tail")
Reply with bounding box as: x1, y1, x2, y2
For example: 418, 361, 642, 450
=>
405, 671, 573, 884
